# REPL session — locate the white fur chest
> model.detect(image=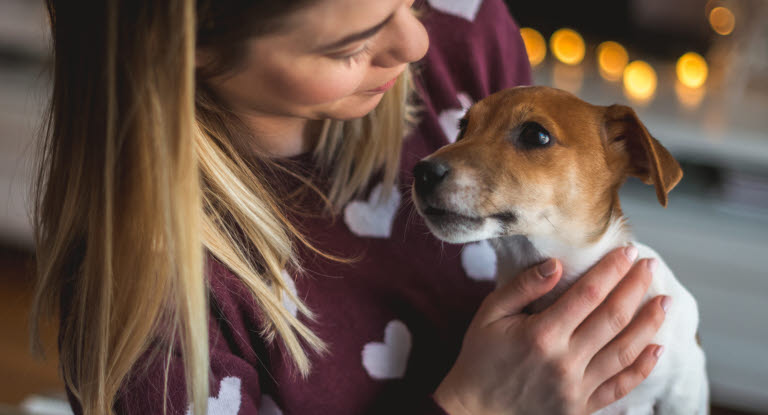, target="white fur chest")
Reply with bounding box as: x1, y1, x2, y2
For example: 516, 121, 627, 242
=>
491, 222, 708, 414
